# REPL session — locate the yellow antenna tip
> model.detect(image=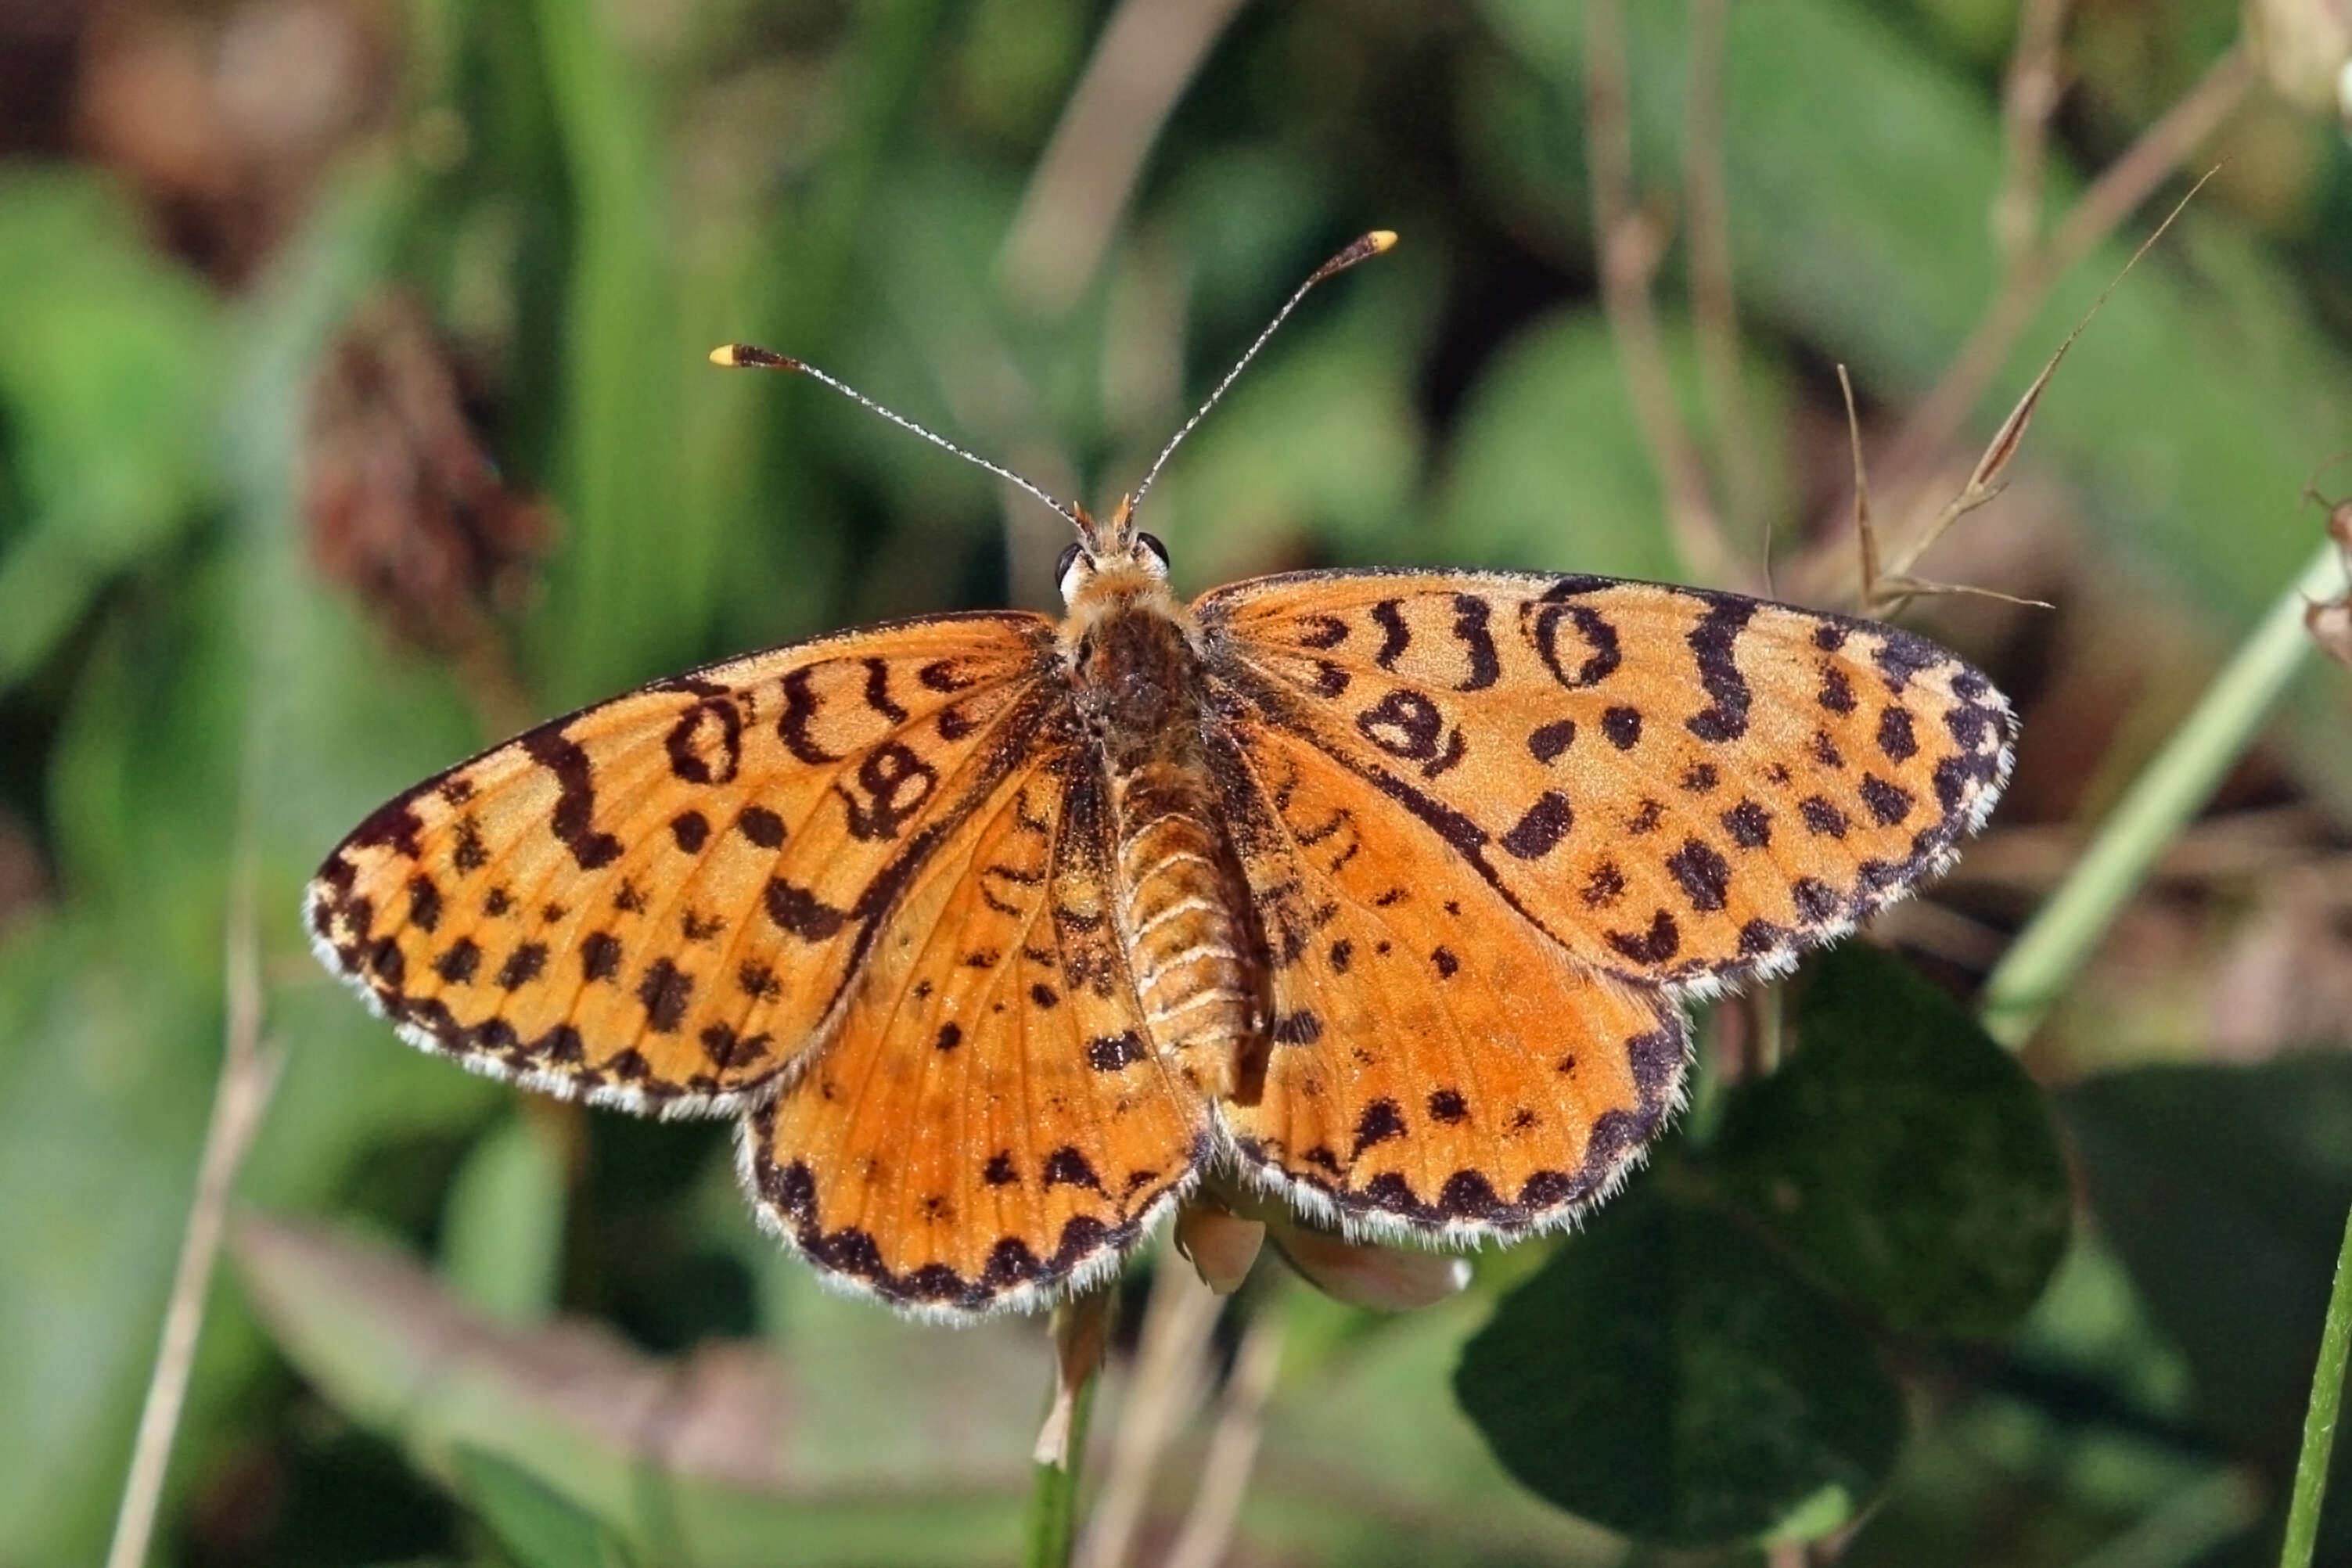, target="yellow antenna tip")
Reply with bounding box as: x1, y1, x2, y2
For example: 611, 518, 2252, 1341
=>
710, 343, 796, 371
1366, 229, 1398, 252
